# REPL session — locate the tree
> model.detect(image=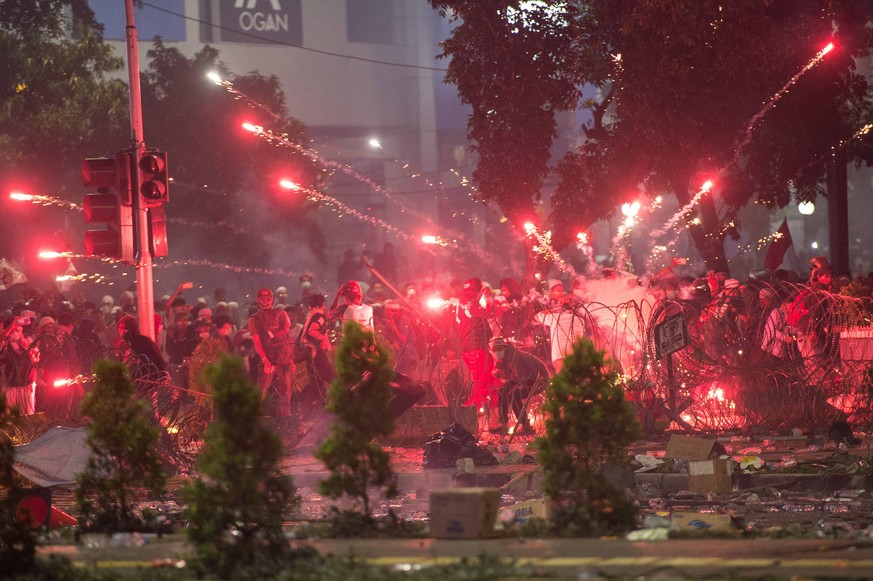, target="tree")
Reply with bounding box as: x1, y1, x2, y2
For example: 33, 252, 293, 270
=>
0, 0, 128, 261
75, 360, 167, 533
315, 322, 398, 522
183, 356, 298, 579
0, 393, 38, 577
432, 1, 873, 273
534, 338, 640, 536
